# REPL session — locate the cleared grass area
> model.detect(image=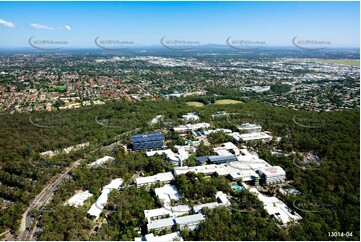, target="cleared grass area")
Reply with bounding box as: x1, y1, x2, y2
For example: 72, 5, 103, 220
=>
314, 59, 360, 66
215, 99, 243, 105
186, 101, 205, 107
